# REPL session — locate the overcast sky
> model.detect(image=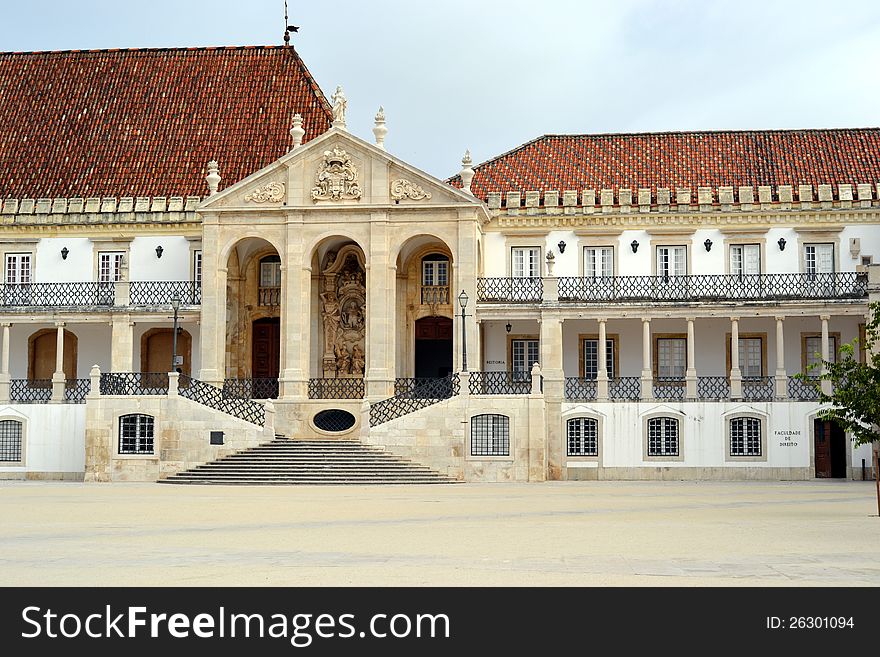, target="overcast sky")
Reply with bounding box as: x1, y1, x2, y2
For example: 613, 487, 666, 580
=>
5, 0, 880, 179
